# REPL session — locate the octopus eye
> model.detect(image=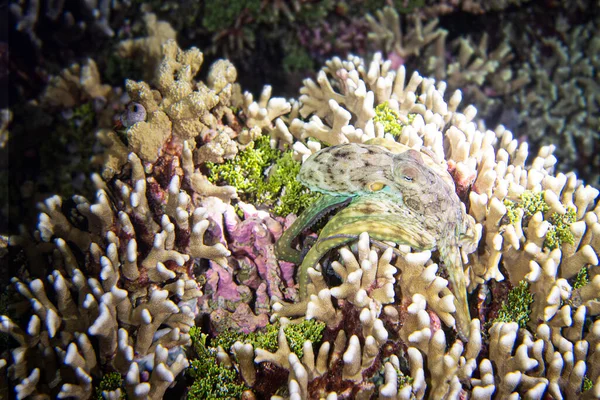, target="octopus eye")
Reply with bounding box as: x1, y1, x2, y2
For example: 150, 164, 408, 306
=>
369, 182, 386, 191
395, 164, 419, 183
120, 102, 147, 127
